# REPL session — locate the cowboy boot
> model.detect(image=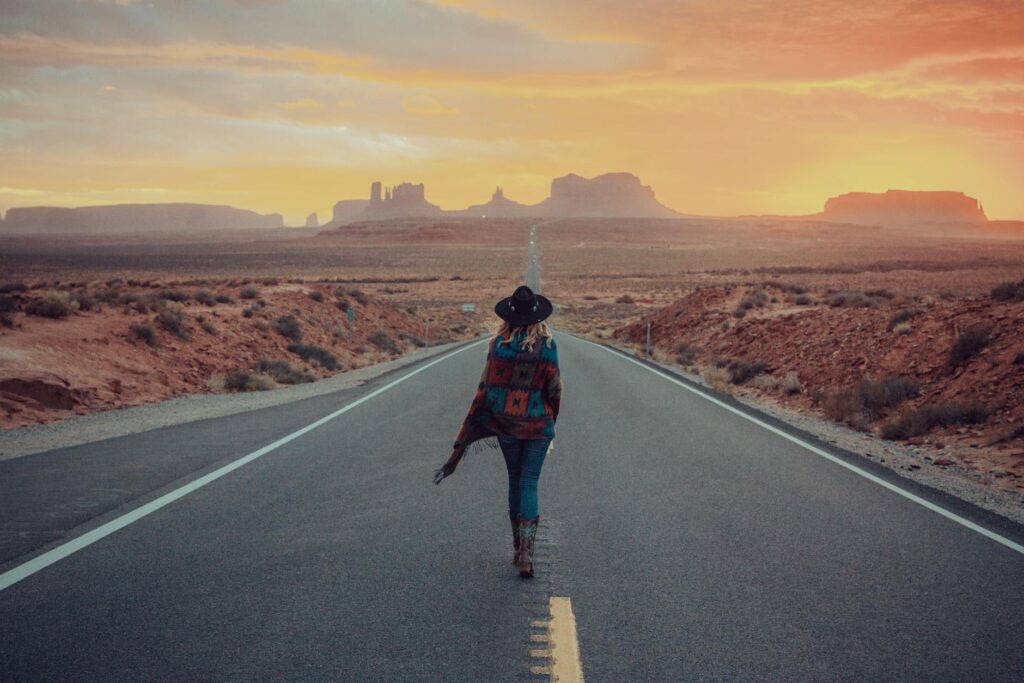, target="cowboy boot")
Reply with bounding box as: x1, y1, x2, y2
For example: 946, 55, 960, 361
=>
509, 510, 520, 564
516, 516, 539, 578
